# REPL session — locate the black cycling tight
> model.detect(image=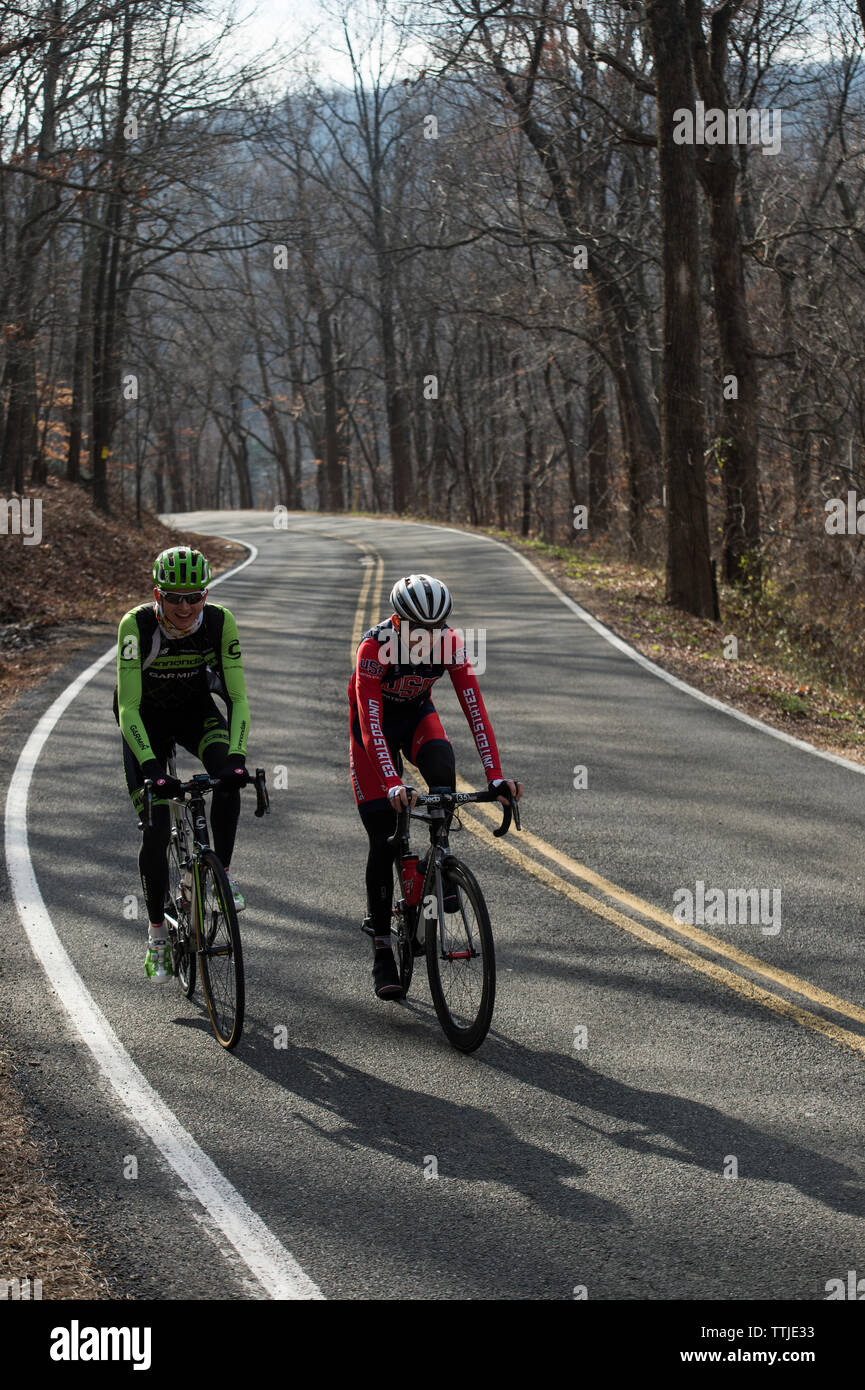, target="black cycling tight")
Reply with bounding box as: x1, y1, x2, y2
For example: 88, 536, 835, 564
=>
358, 738, 455, 933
